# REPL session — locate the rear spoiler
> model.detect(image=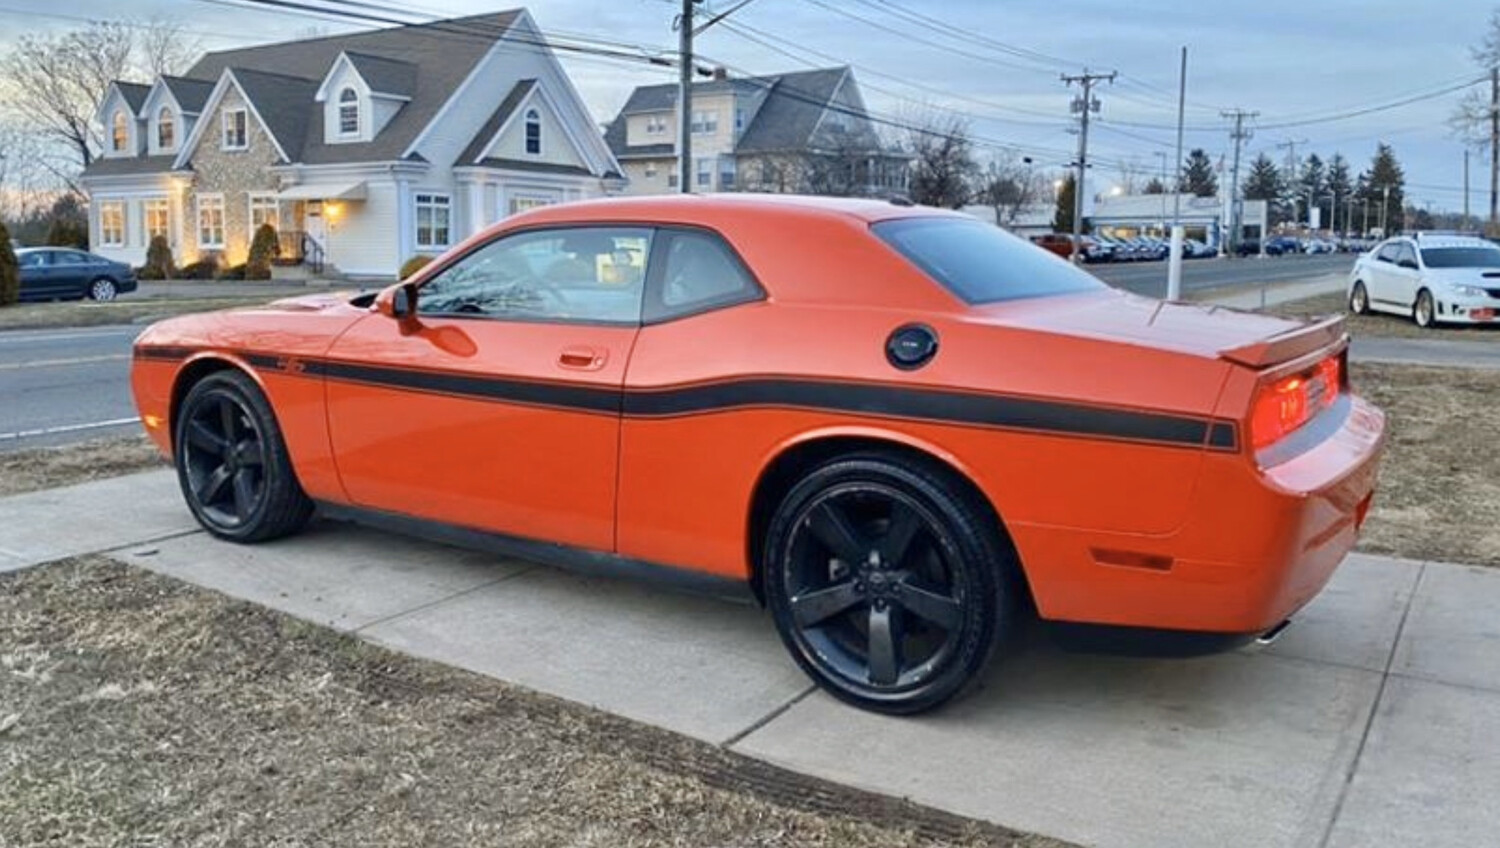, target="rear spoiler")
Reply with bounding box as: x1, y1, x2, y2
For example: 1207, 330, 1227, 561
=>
1219, 314, 1347, 368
